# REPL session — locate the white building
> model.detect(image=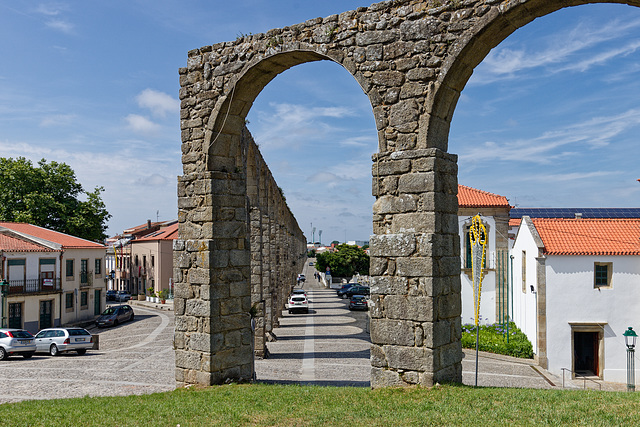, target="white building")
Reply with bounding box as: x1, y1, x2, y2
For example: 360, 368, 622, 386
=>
511, 216, 640, 384
0, 223, 106, 333
457, 185, 511, 326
